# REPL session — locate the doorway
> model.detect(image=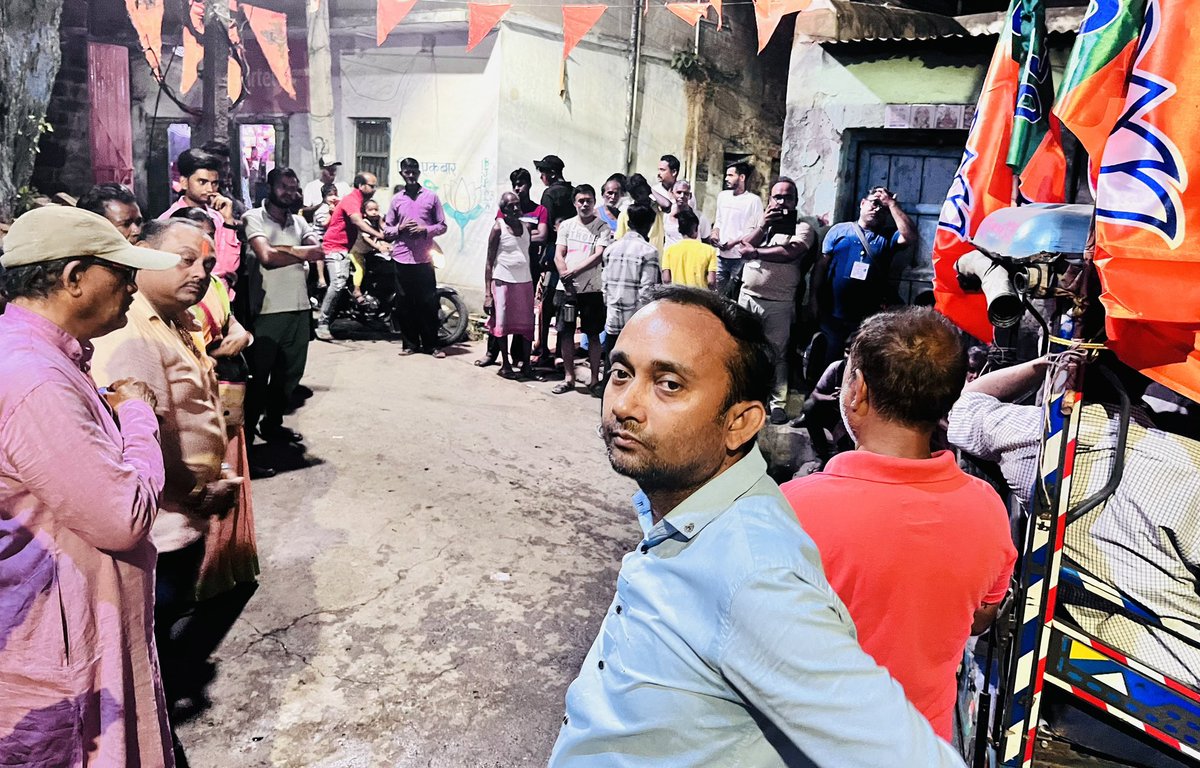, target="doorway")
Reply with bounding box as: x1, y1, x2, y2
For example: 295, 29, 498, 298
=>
236, 120, 289, 209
